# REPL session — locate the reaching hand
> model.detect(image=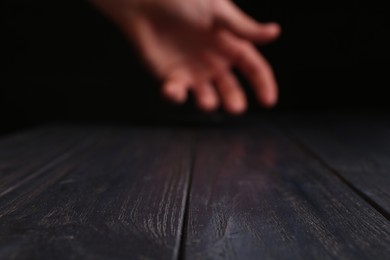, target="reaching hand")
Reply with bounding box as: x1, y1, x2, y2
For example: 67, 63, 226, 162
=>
90, 0, 281, 114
